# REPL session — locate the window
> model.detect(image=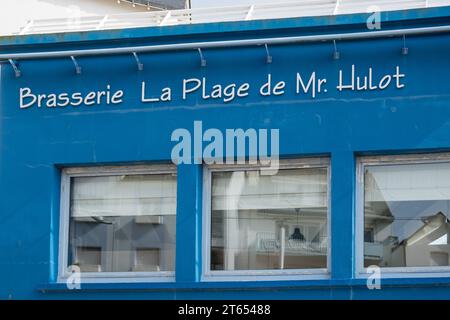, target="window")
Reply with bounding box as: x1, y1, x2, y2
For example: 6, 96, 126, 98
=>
58, 165, 177, 282
203, 158, 330, 280
357, 154, 450, 276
